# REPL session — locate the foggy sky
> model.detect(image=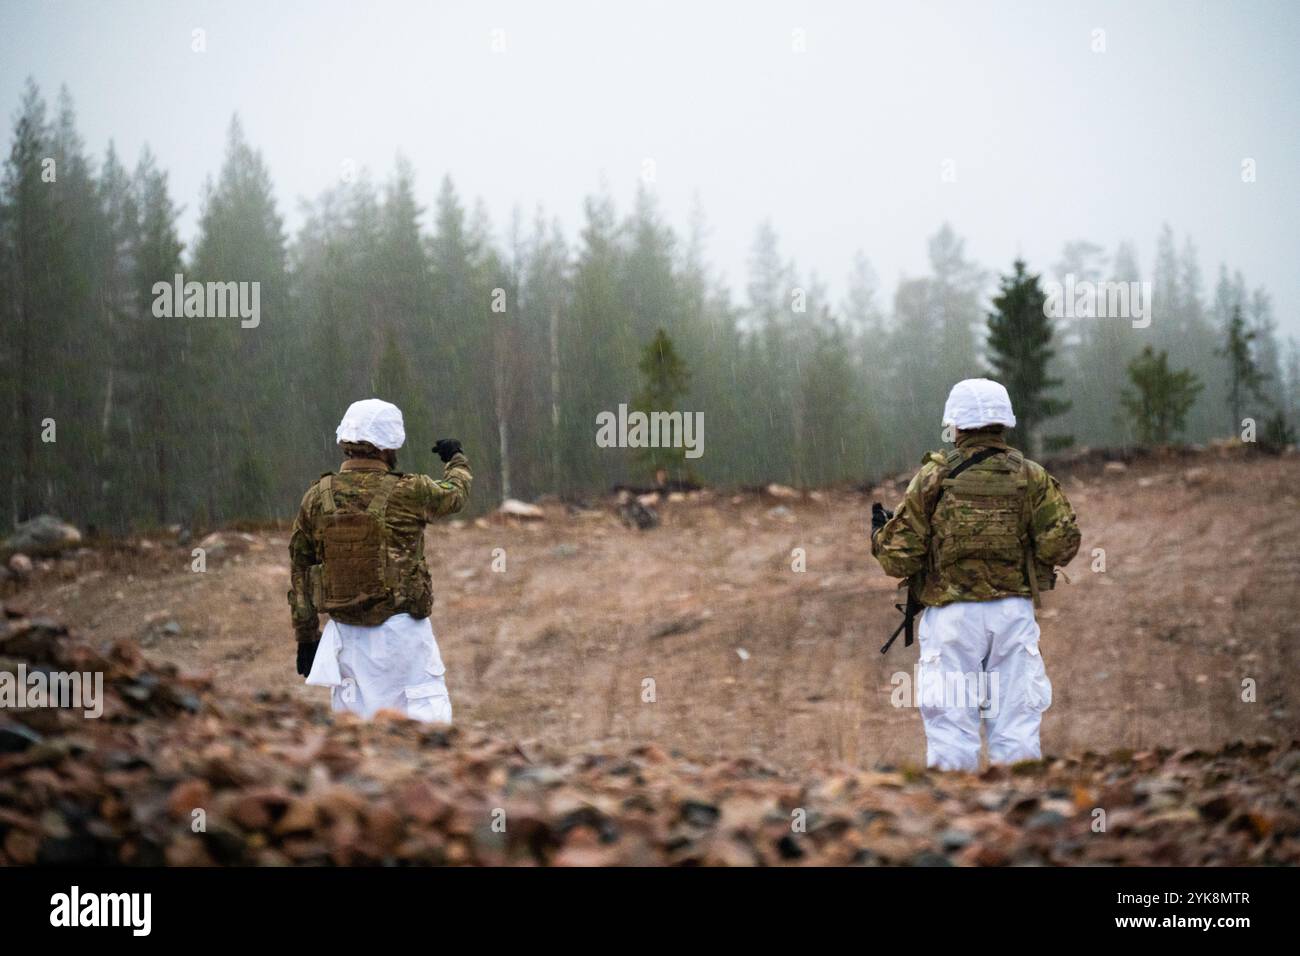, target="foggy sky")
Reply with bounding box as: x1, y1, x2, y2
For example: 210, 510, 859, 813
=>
3, 0, 1298, 337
